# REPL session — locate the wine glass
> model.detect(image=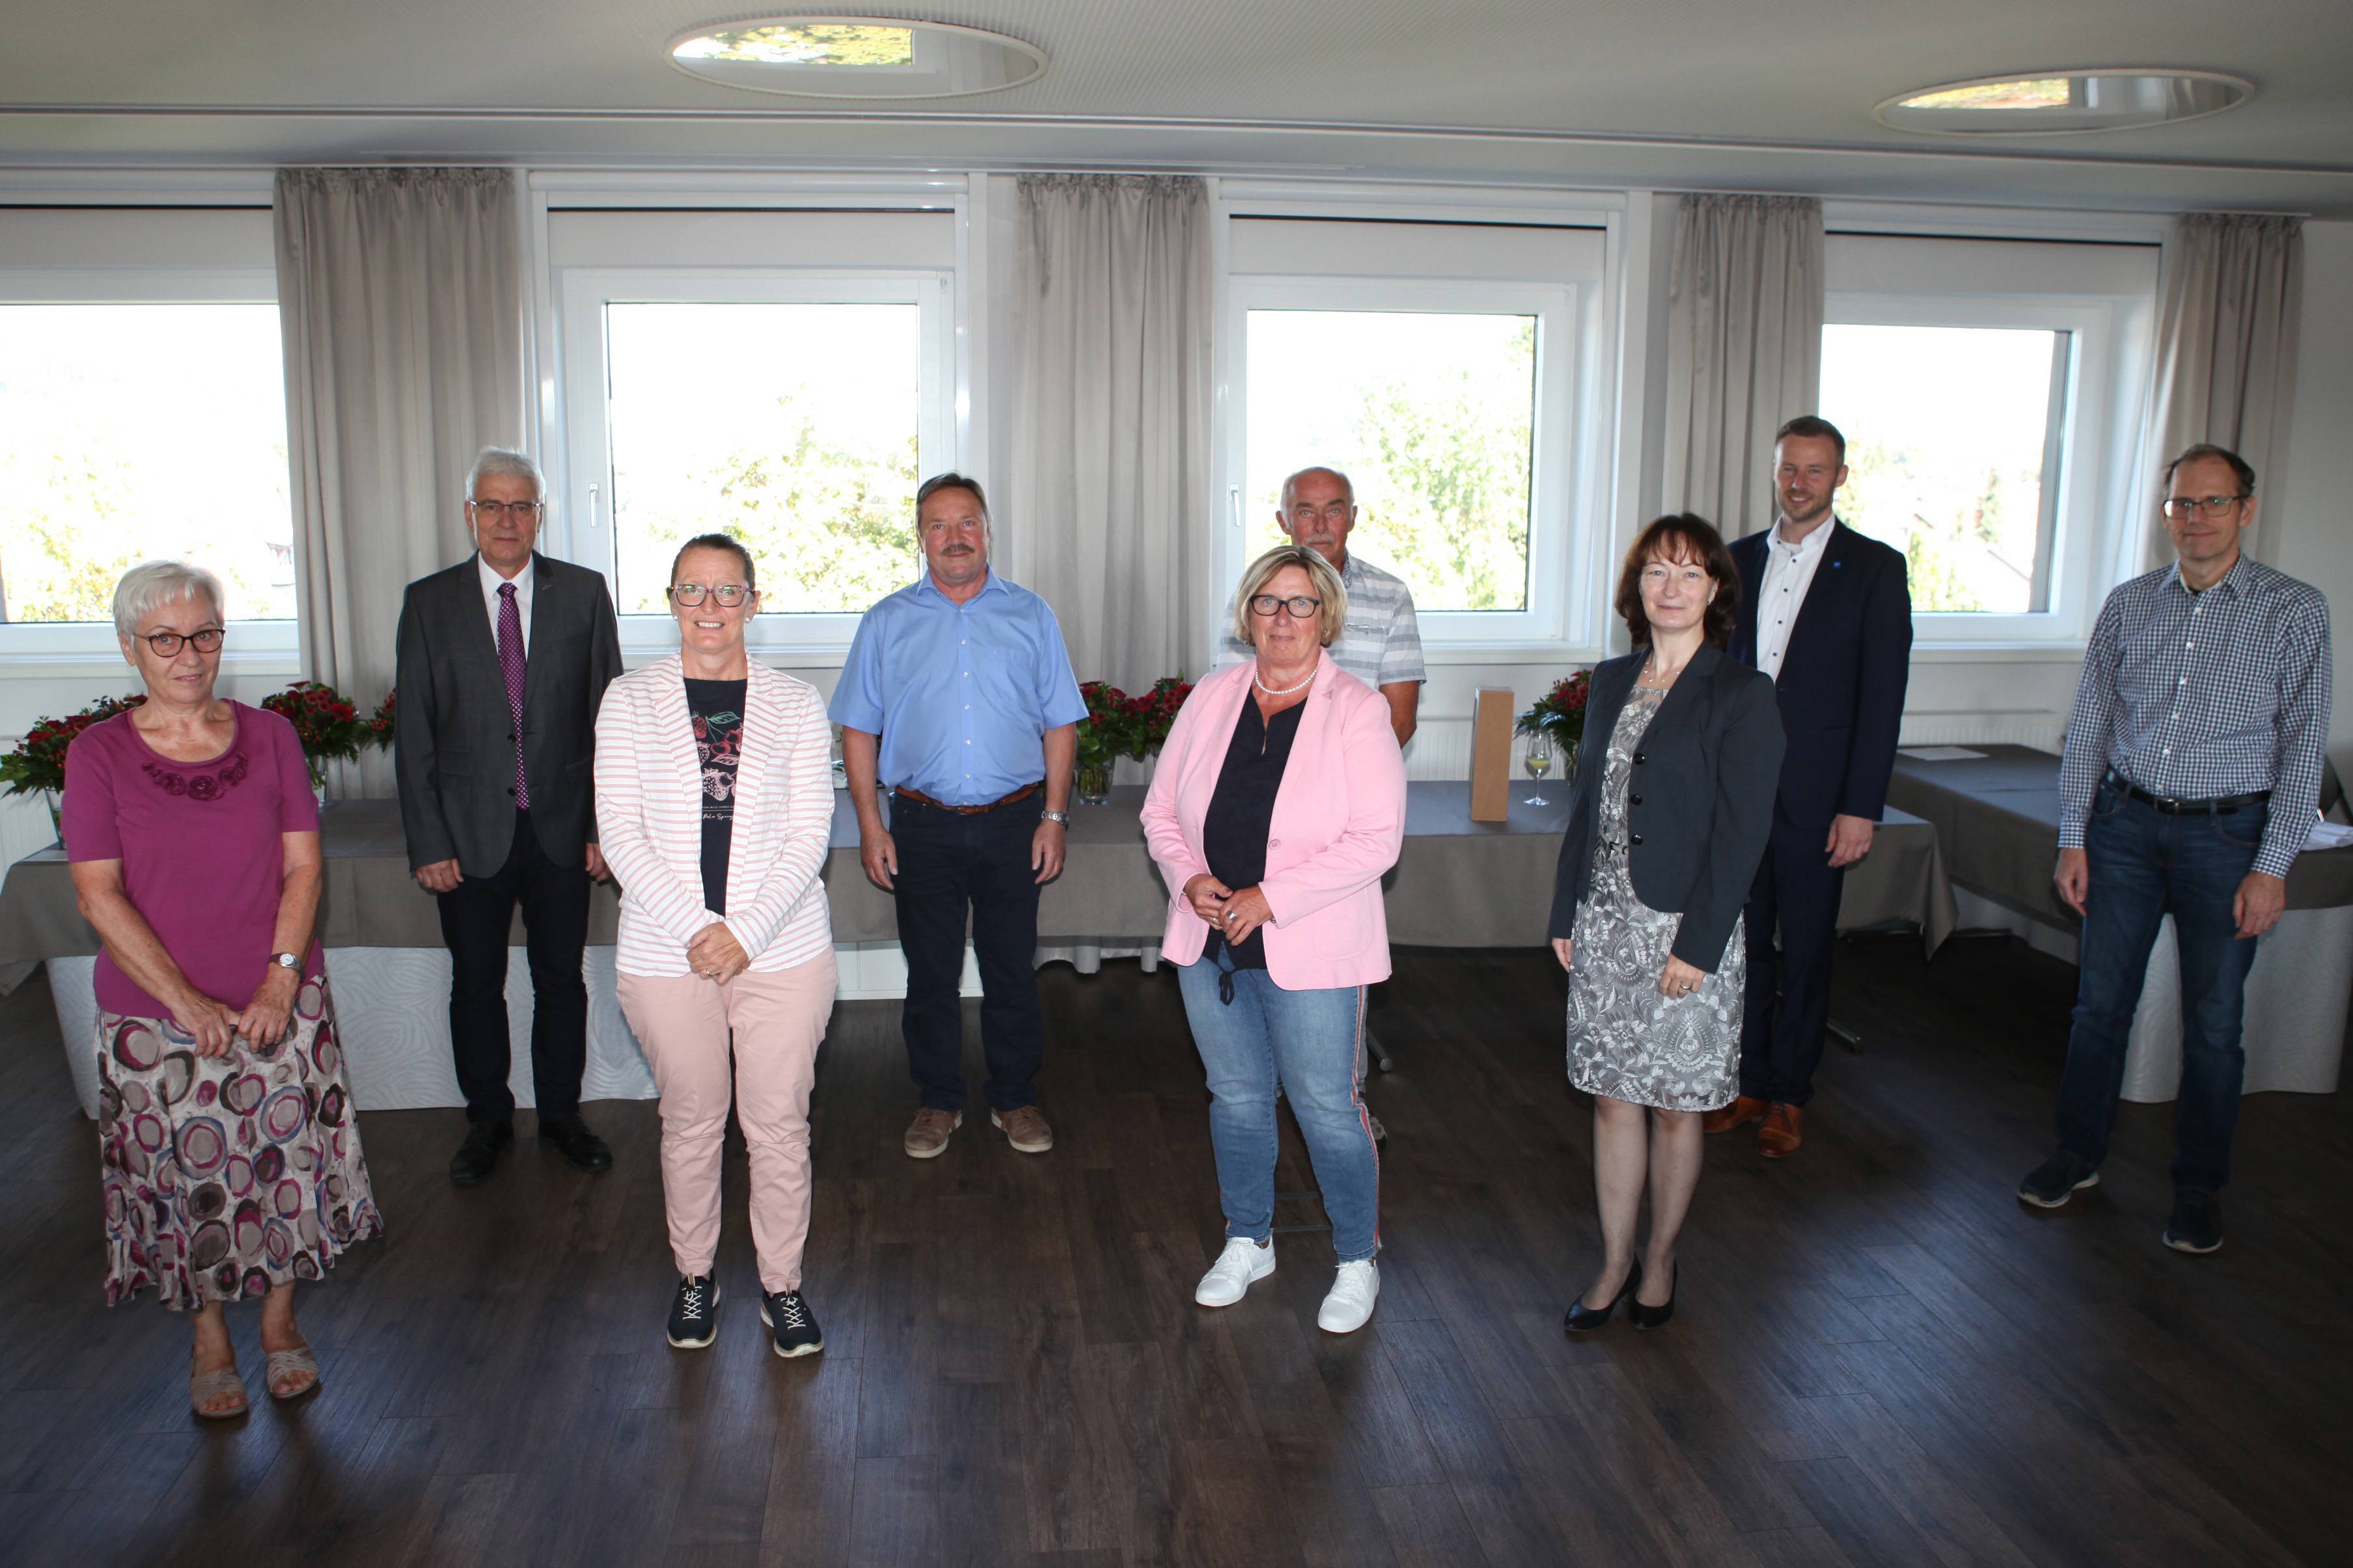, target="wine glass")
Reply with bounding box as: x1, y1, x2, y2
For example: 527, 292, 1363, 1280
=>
1522, 735, 1552, 805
